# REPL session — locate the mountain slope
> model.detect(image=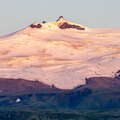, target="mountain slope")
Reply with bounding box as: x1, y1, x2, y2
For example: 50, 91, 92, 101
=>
0, 17, 120, 89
